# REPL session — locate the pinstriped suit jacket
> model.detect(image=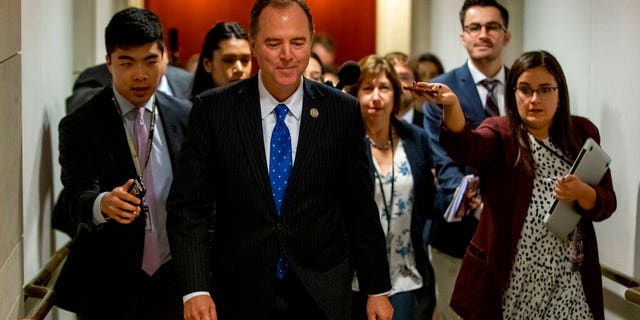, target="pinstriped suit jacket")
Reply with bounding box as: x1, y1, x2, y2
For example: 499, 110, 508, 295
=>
167, 76, 391, 319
